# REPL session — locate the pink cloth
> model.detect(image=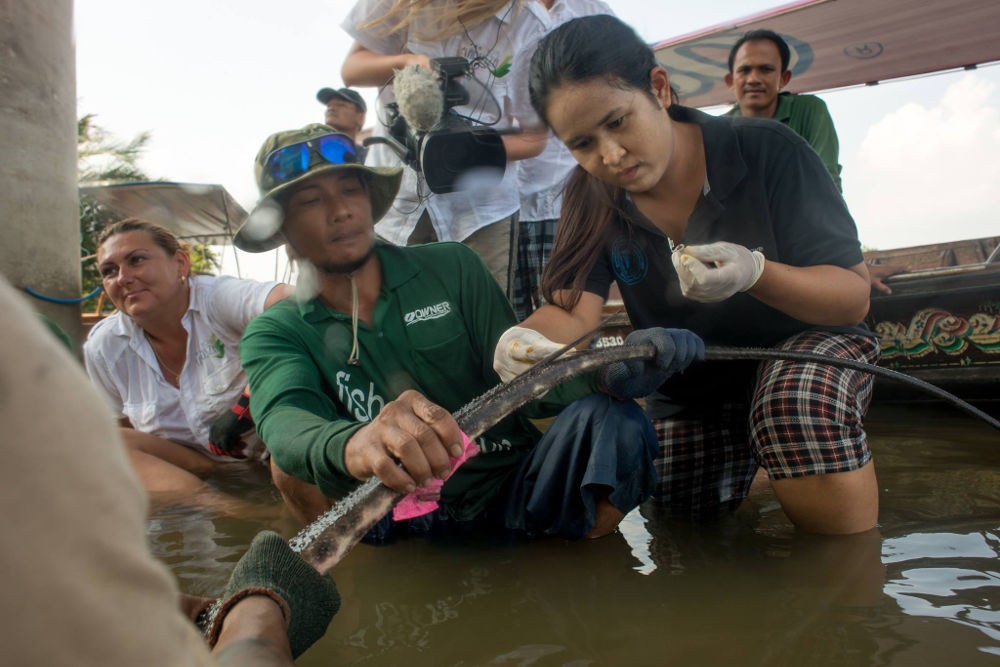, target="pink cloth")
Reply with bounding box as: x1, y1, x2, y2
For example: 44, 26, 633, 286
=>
392, 432, 479, 521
